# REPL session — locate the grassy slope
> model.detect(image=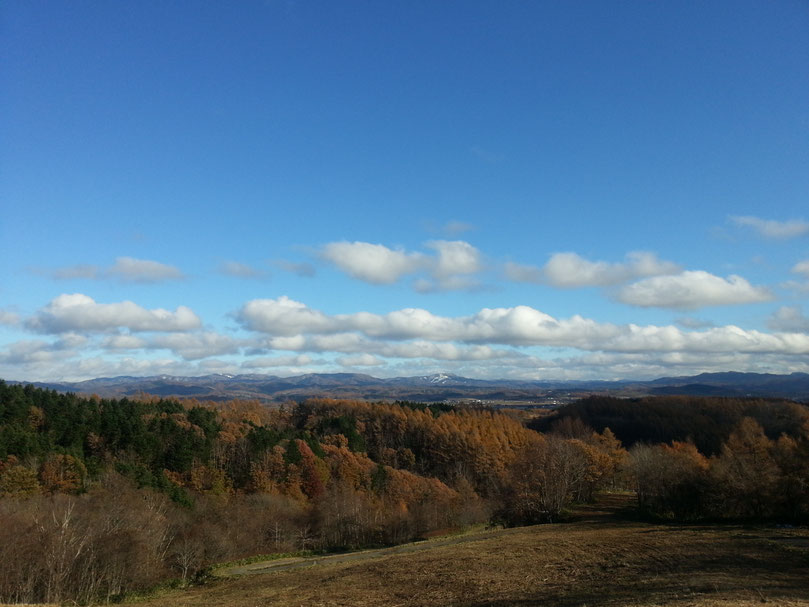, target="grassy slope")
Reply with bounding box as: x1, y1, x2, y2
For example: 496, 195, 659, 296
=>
131, 497, 809, 607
